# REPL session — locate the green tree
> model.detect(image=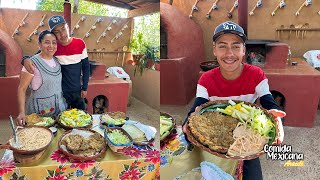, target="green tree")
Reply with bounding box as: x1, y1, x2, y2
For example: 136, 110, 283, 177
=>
132, 12, 160, 48
130, 12, 160, 76
36, 0, 127, 17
